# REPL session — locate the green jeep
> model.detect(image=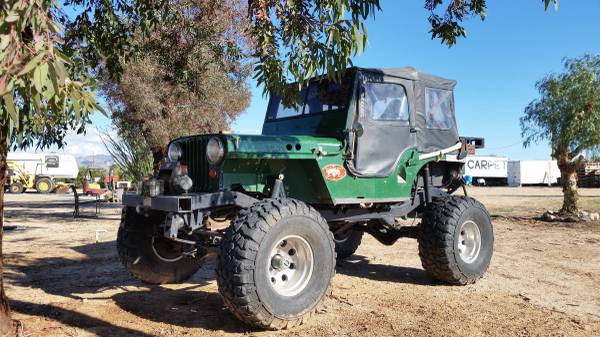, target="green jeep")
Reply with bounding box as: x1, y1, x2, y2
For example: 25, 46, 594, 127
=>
118, 67, 494, 329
